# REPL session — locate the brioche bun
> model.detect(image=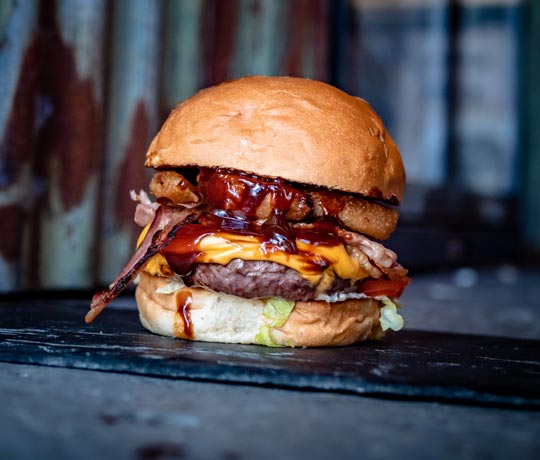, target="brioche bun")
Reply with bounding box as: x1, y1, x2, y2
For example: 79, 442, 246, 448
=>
136, 272, 383, 347
131, 77, 406, 347
146, 76, 405, 204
